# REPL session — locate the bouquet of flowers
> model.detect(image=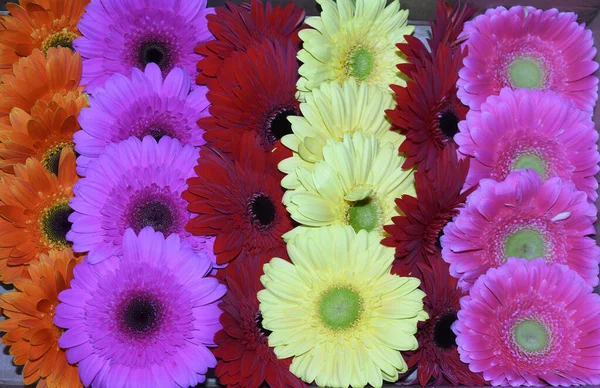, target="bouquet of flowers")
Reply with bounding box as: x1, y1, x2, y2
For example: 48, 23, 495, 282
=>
0, 0, 599, 387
